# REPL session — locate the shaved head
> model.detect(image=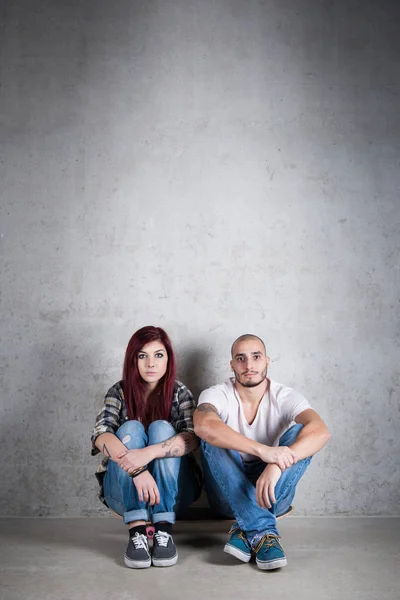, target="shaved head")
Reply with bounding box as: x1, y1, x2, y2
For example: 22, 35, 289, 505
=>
231, 334, 266, 357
